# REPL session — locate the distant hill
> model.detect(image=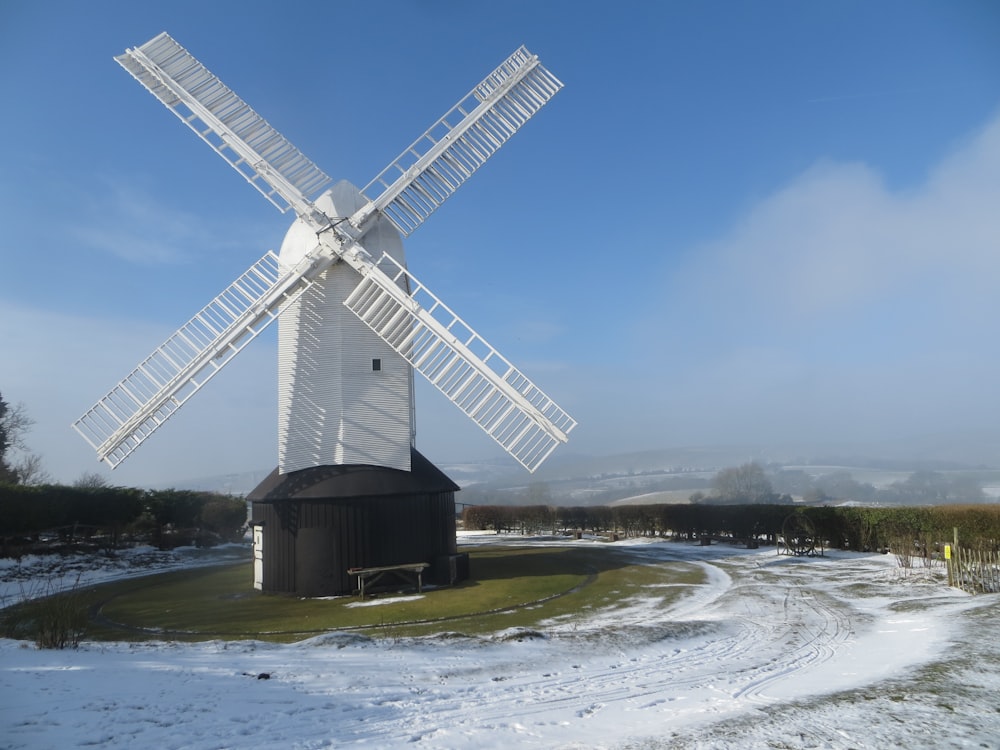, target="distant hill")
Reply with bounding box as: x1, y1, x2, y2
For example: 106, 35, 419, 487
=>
157, 436, 1000, 504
